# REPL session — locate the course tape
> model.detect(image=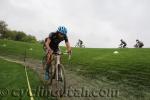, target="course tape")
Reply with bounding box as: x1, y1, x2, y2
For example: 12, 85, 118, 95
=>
24, 64, 34, 100
0, 56, 34, 100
